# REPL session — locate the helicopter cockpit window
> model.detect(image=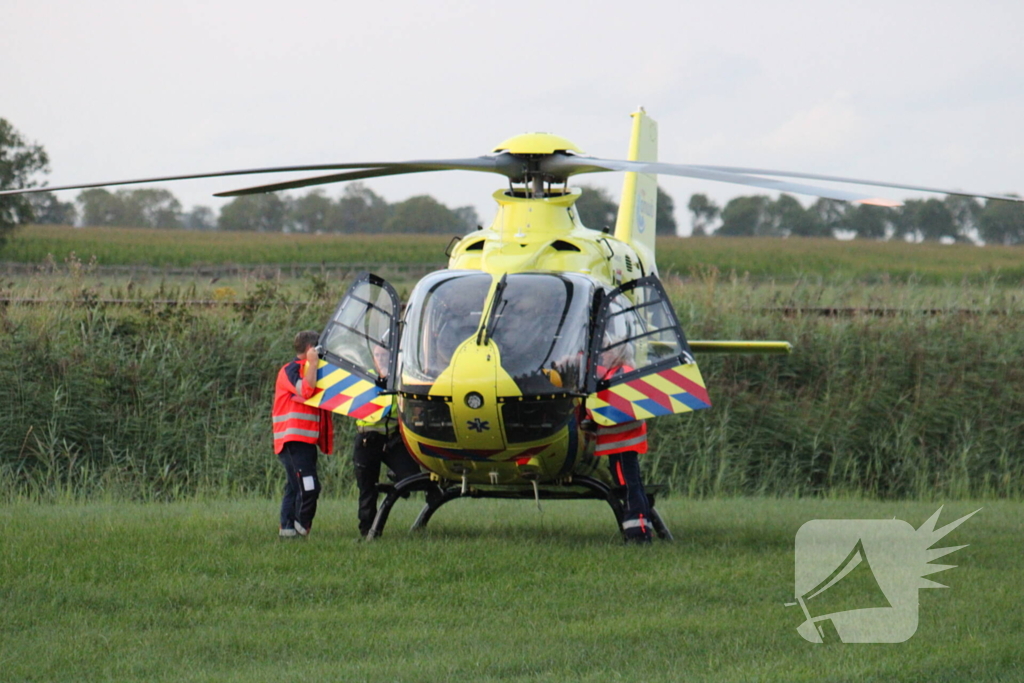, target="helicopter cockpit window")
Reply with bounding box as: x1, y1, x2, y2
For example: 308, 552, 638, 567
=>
401, 271, 491, 390
320, 278, 396, 380
488, 273, 594, 394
